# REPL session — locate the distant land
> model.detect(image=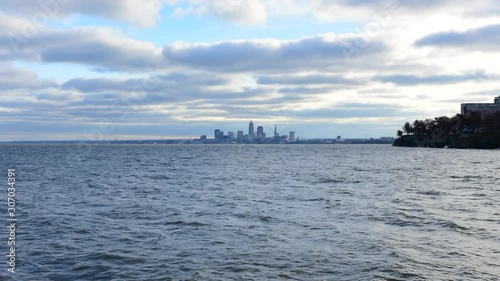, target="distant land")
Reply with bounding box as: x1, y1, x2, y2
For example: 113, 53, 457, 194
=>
0, 137, 396, 145
393, 96, 500, 149
1, 120, 397, 145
